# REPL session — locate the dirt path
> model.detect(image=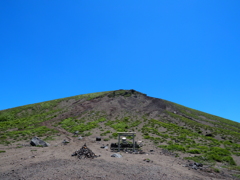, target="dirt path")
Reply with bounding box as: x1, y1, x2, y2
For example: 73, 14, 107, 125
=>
41, 119, 73, 141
